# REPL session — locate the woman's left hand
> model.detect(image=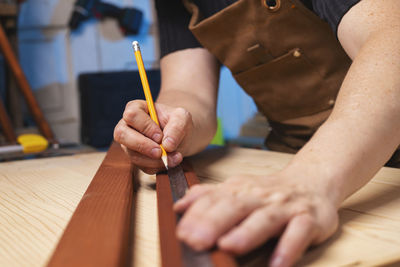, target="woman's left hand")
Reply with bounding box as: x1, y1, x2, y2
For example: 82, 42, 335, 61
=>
174, 172, 339, 267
